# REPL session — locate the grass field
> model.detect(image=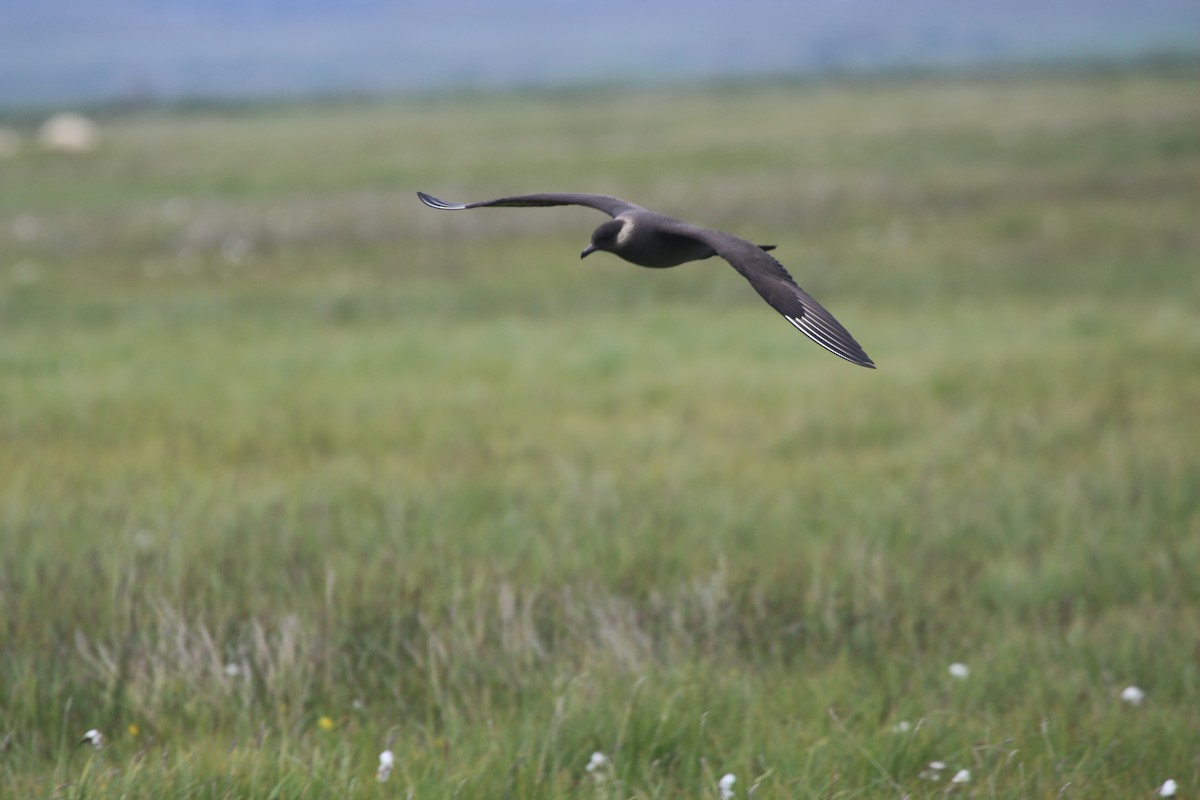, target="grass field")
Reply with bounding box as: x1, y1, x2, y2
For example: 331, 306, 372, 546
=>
2, 67, 1199, 798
